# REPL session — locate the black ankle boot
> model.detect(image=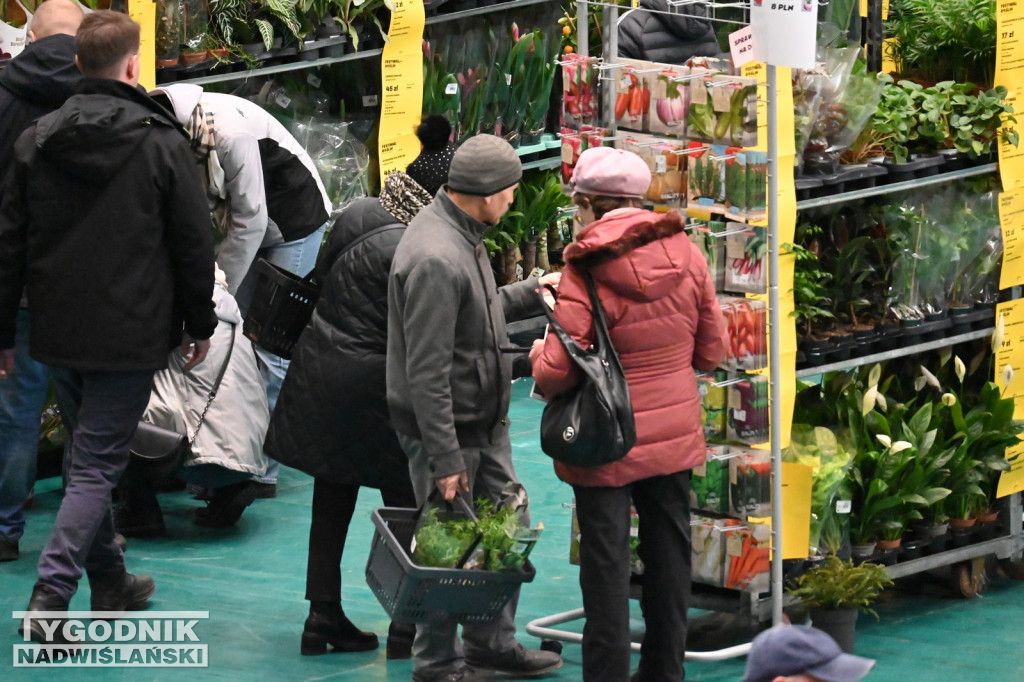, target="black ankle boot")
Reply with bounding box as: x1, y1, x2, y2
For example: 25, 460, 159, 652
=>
300, 602, 379, 655
386, 621, 416, 659
18, 585, 73, 644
